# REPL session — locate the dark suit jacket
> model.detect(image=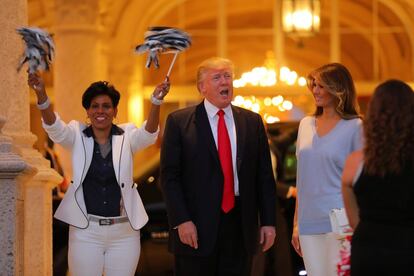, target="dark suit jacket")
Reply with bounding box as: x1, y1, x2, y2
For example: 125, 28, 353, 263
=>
160, 101, 276, 256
